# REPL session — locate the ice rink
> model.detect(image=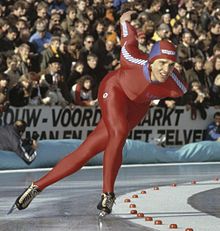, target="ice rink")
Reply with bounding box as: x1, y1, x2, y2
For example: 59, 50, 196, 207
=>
1, 162, 220, 231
